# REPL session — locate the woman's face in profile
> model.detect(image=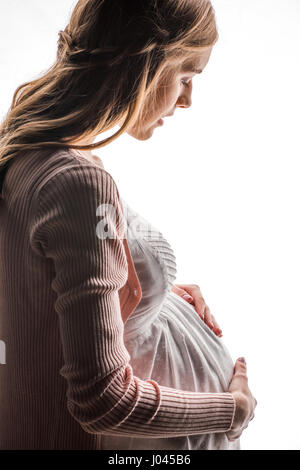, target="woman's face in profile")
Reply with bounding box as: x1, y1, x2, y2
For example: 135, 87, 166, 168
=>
127, 46, 213, 141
